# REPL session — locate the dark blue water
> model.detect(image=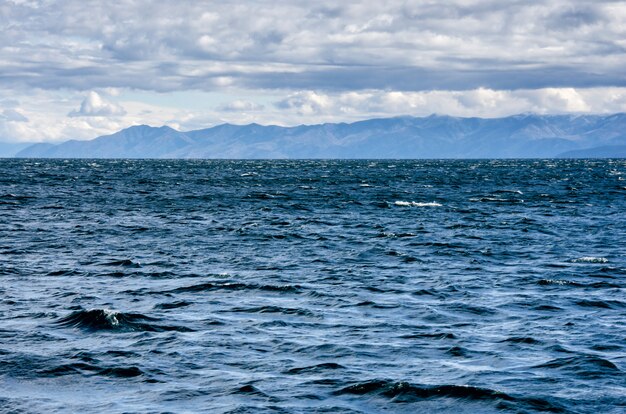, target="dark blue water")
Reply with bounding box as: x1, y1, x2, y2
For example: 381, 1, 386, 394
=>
1, 159, 625, 413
